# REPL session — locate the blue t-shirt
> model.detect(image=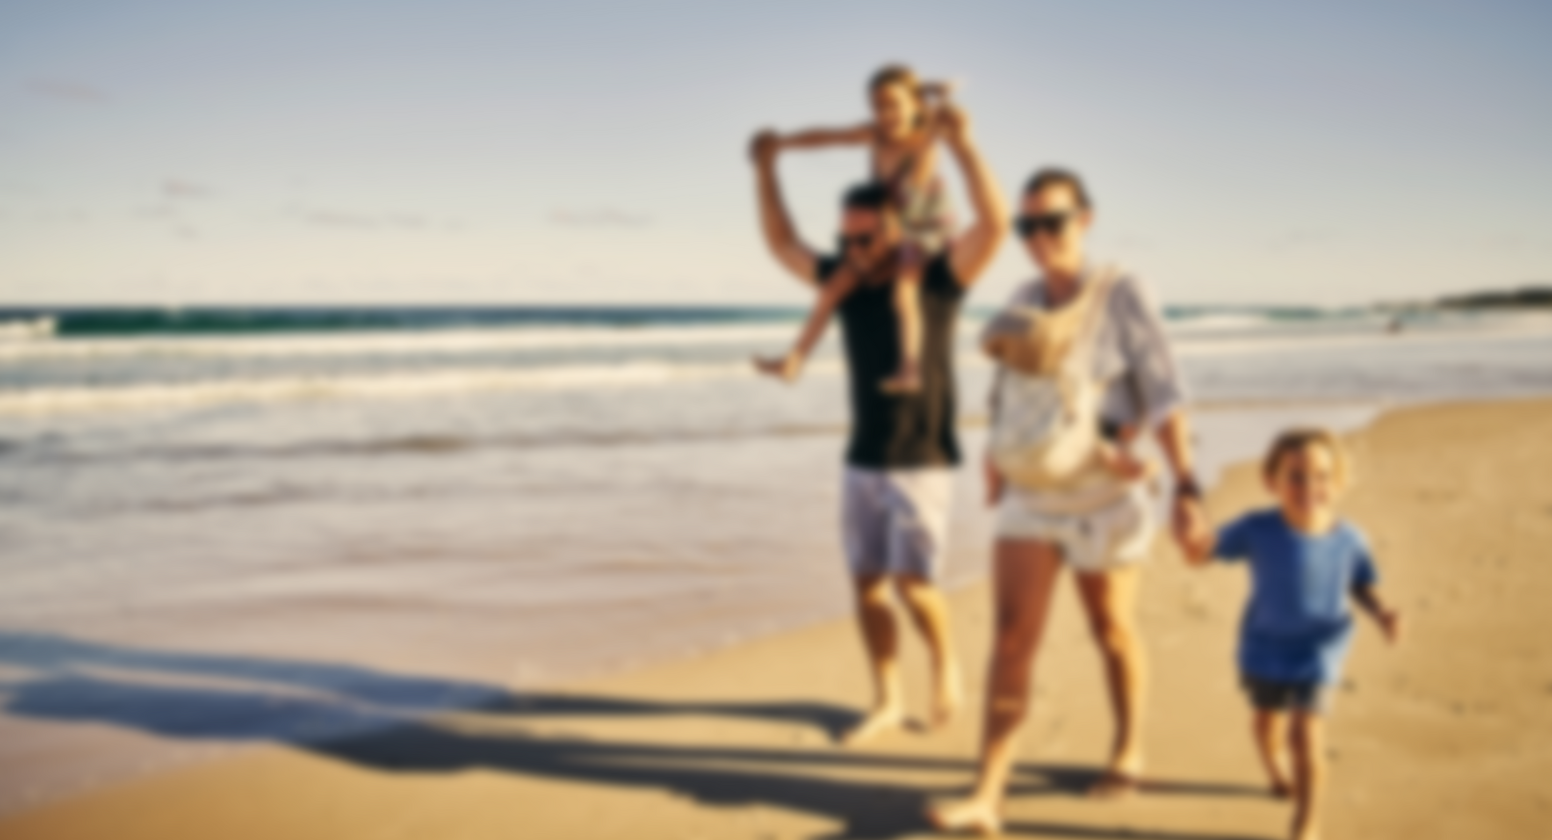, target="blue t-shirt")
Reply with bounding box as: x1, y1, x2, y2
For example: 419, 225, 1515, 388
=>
1215, 509, 1378, 685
